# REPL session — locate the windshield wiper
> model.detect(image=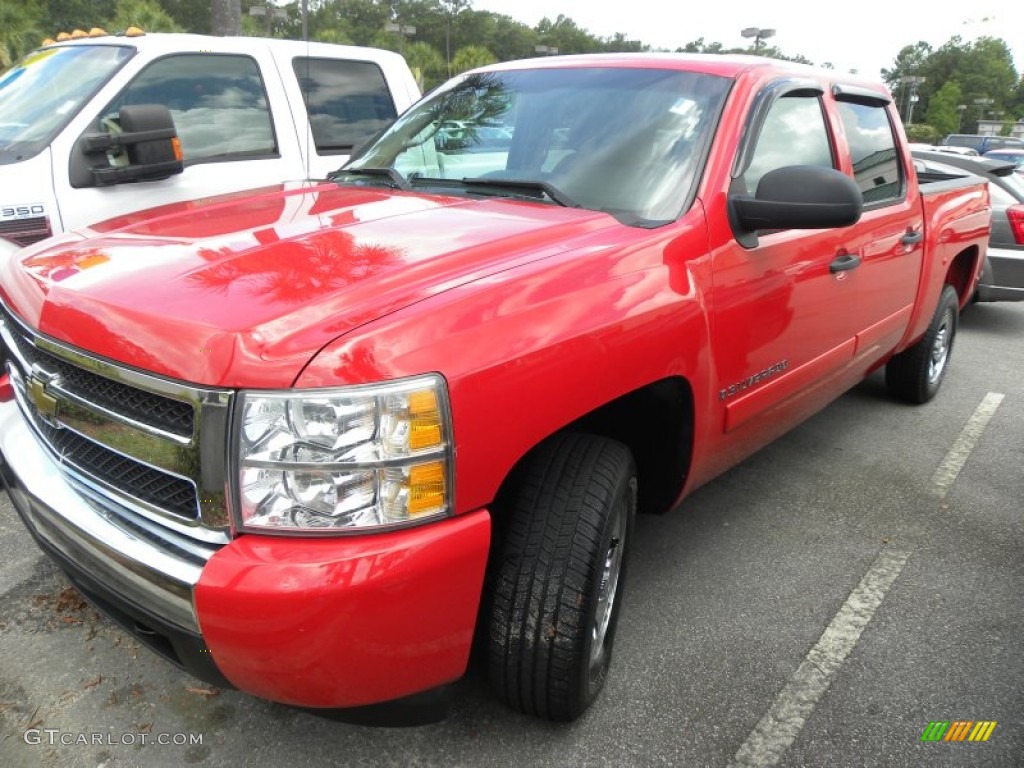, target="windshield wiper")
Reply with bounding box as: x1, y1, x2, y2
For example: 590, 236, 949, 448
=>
458, 178, 580, 208
328, 166, 410, 191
